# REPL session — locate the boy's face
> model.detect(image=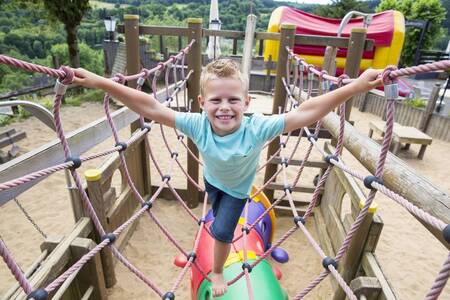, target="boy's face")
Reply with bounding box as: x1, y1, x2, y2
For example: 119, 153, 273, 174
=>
198, 78, 250, 136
